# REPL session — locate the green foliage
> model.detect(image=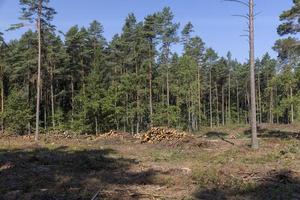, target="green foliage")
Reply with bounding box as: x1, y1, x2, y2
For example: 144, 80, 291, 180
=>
4, 89, 33, 134
278, 0, 300, 36
2, 5, 300, 134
